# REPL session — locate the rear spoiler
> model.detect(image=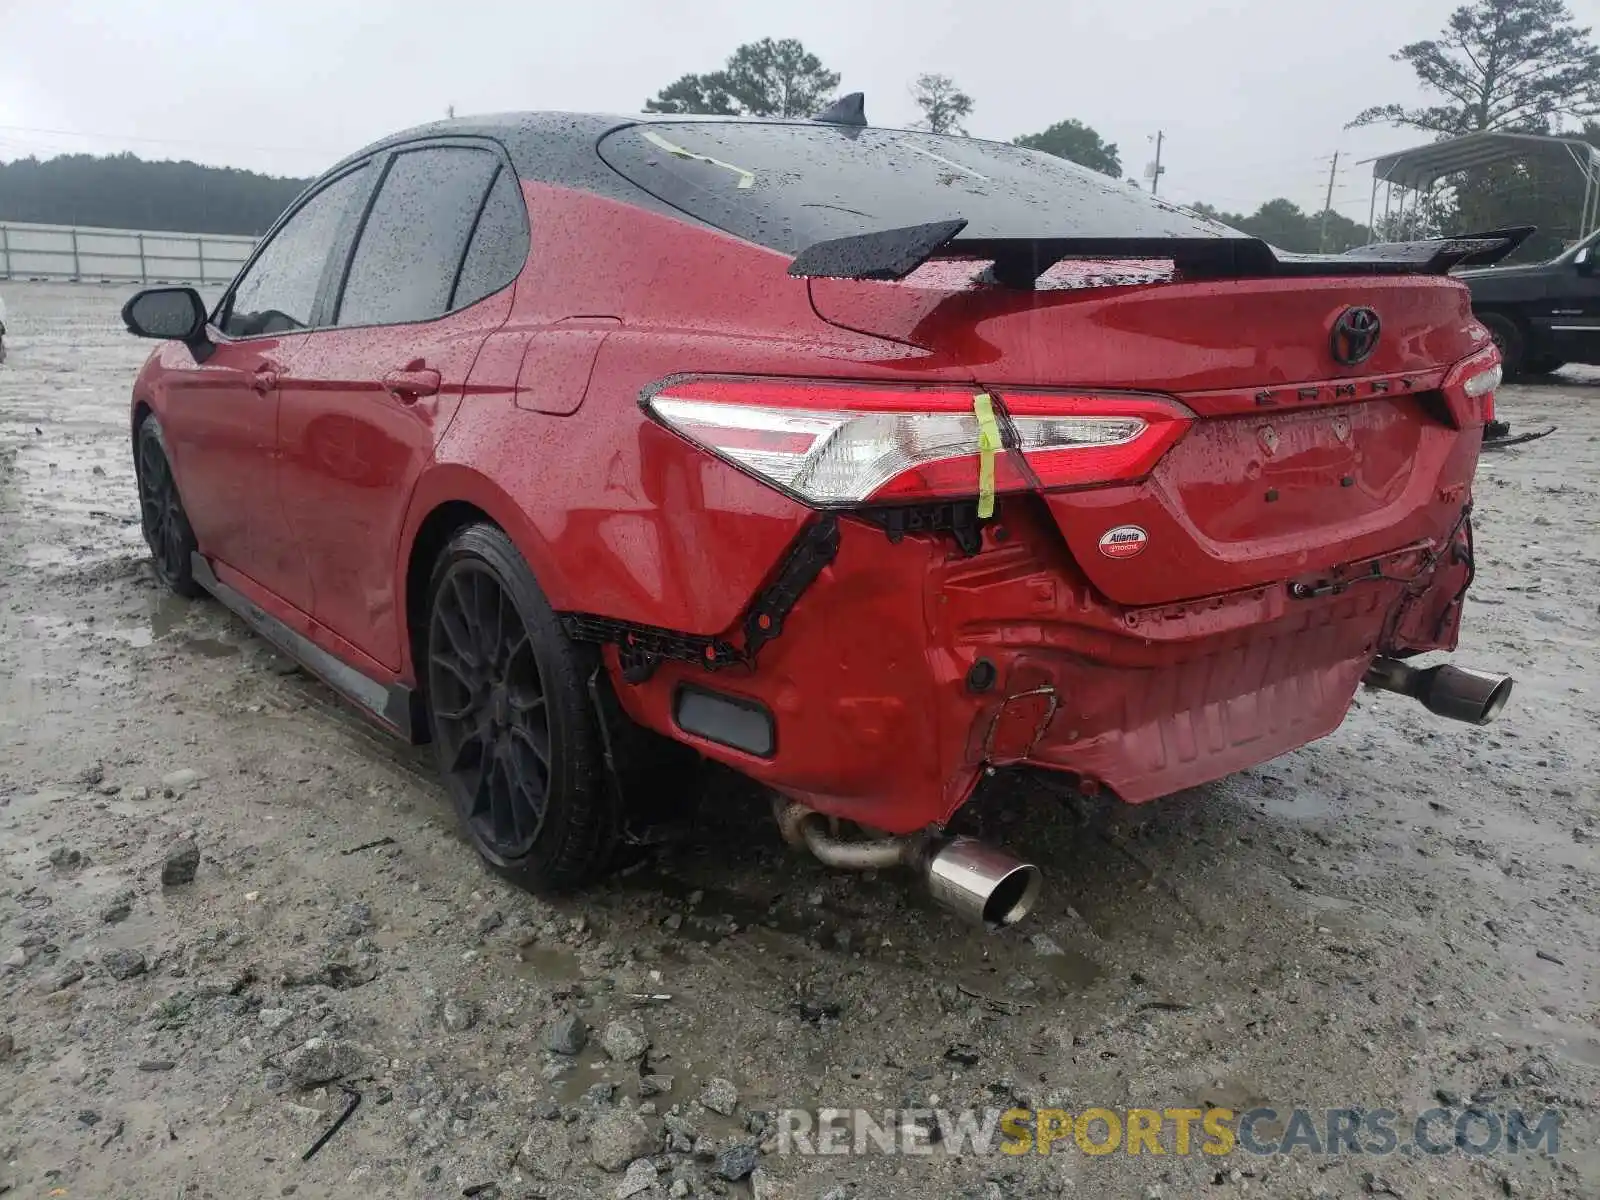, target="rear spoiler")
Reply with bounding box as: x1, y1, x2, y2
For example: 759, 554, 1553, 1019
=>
1336, 225, 1537, 269
787, 220, 1537, 288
